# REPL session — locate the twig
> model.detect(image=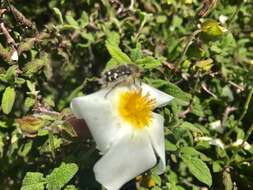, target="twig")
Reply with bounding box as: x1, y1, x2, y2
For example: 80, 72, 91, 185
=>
229, 81, 245, 92
179, 106, 192, 118
128, 0, 135, 11
201, 82, 217, 99
221, 106, 237, 128
0, 8, 7, 16
6, 0, 33, 28
0, 22, 15, 45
